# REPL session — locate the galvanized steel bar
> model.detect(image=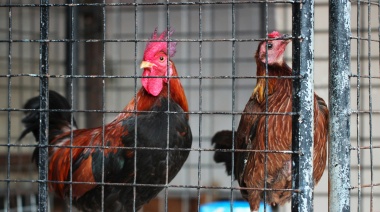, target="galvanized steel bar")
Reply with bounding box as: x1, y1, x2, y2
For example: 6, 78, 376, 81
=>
39, 0, 50, 211
366, 2, 374, 211
196, 2, 203, 211
6, 2, 12, 212
65, 0, 78, 210
291, 0, 315, 211
65, 0, 78, 102
230, 1, 237, 210
328, 0, 351, 211
355, 1, 362, 211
